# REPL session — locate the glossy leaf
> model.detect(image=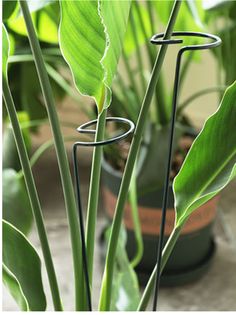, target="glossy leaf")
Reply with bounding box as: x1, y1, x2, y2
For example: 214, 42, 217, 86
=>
59, 0, 131, 112
174, 81, 236, 227
2, 264, 29, 311
2, 220, 46, 311
3, 169, 33, 235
